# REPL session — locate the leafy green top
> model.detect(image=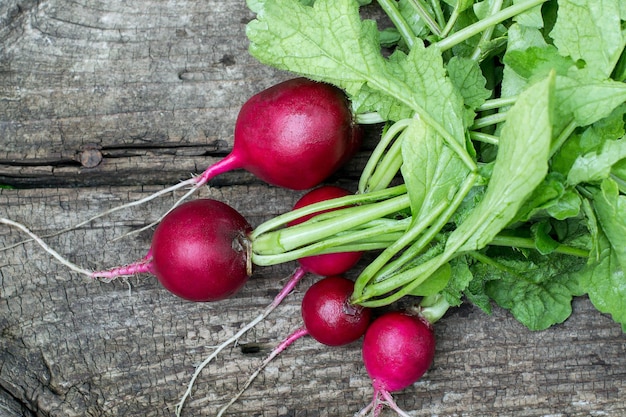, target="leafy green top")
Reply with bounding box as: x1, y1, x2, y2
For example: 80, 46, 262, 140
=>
247, 0, 626, 331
